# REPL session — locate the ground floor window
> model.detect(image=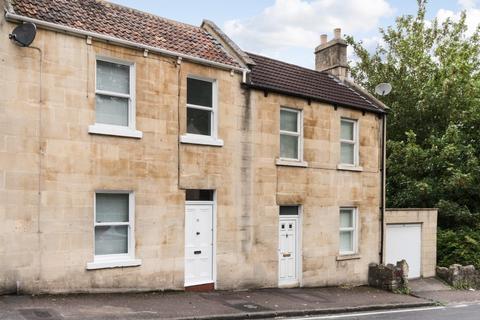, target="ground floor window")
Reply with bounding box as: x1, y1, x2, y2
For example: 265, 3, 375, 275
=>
86, 191, 142, 270
339, 207, 357, 255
